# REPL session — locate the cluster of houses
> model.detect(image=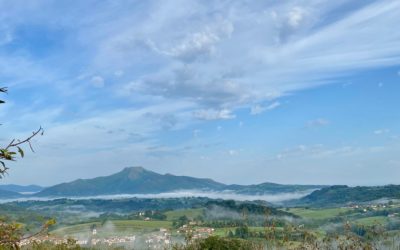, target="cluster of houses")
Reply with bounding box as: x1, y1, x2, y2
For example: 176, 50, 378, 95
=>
349, 203, 388, 211
18, 235, 68, 247
76, 235, 136, 246
177, 224, 215, 240
18, 217, 216, 249
143, 228, 171, 249
18, 234, 137, 248
347, 202, 399, 218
